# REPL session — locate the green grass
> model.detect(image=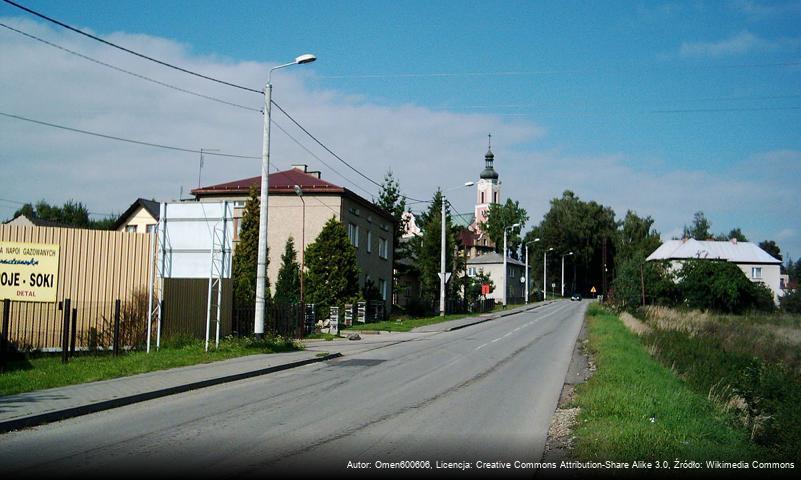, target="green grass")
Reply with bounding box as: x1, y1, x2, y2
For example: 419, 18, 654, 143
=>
0, 335, 300, 397
342, 306, 505, 332
572, 304, 764, 461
